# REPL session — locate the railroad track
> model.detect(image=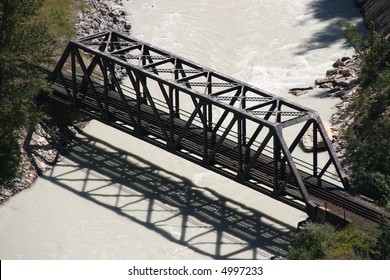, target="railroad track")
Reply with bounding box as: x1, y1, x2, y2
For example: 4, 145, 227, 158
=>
306, 186, 387, 224
40, 68, 389, 225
